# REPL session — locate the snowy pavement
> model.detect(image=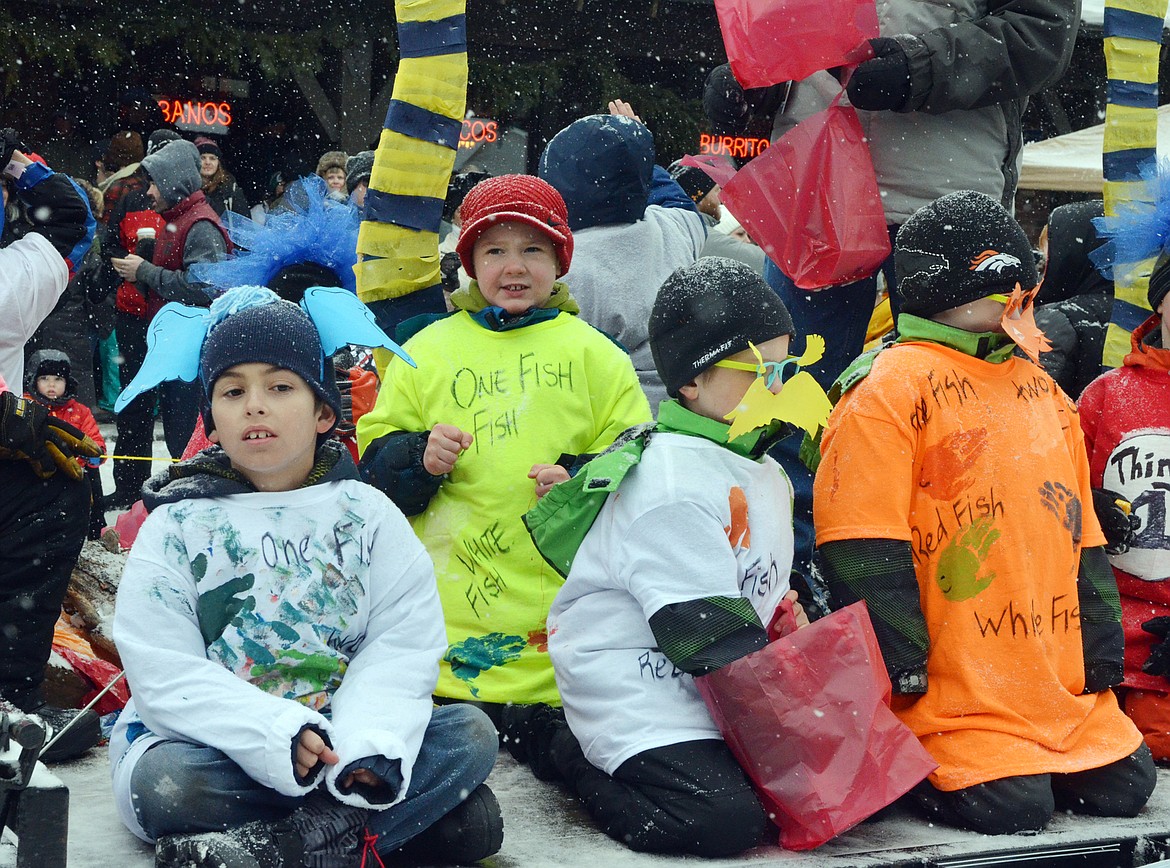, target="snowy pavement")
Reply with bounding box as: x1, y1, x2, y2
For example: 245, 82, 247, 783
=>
4, 749, 1170, 867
